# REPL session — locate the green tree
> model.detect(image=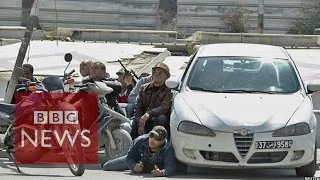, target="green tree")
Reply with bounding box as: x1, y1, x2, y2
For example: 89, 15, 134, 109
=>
292, 0, 320, 34
156, 0, 177, 30
221, 4, 250, 33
